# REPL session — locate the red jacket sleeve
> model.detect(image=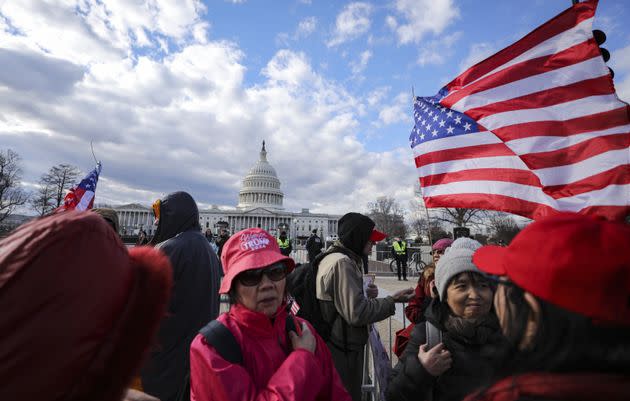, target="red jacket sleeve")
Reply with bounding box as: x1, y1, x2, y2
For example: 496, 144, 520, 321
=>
404, 276, 426, 323
190, 334, 327, 401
